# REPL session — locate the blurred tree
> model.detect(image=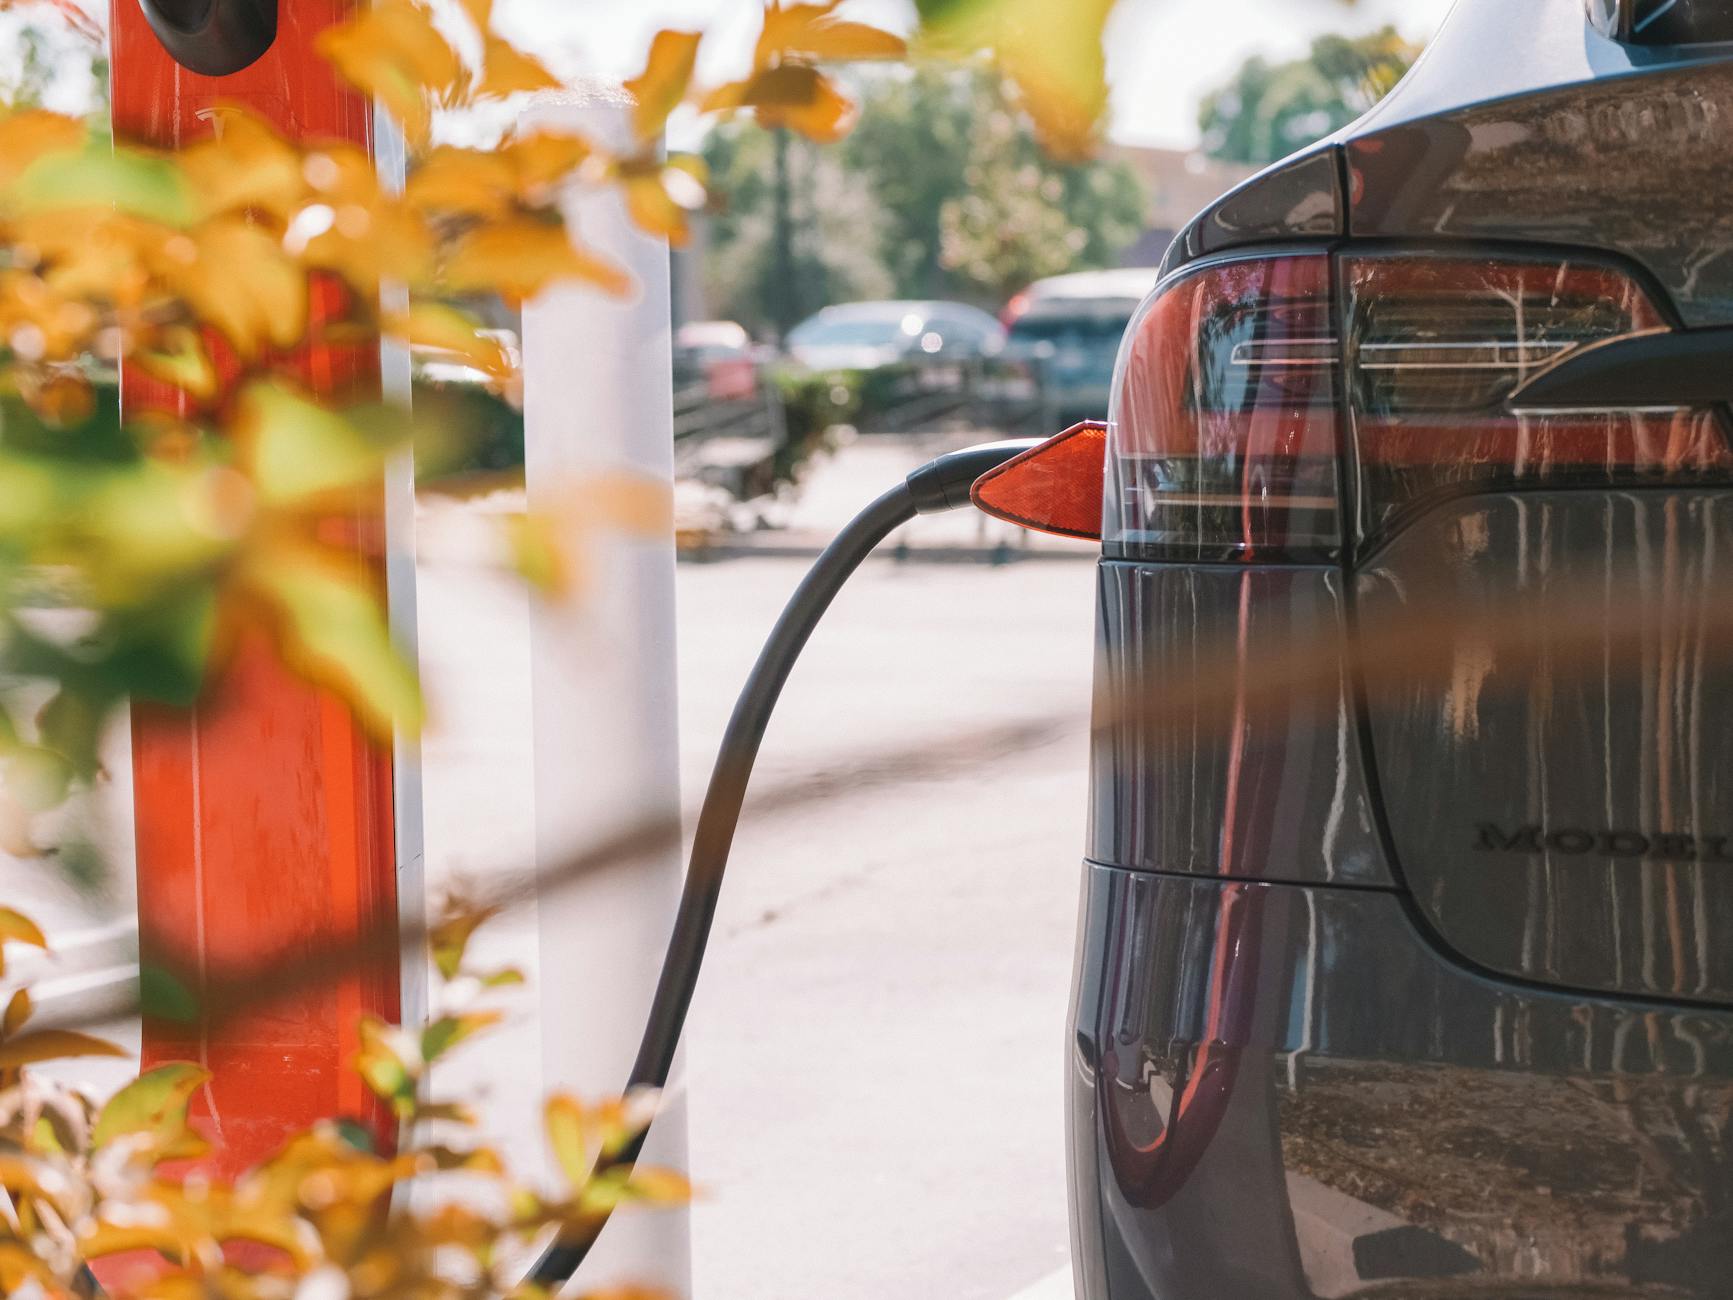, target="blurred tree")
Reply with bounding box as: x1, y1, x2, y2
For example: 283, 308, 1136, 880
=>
700, 120, 893, 338
701, 66, 1146, 325
1198, 26, 1418, 165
